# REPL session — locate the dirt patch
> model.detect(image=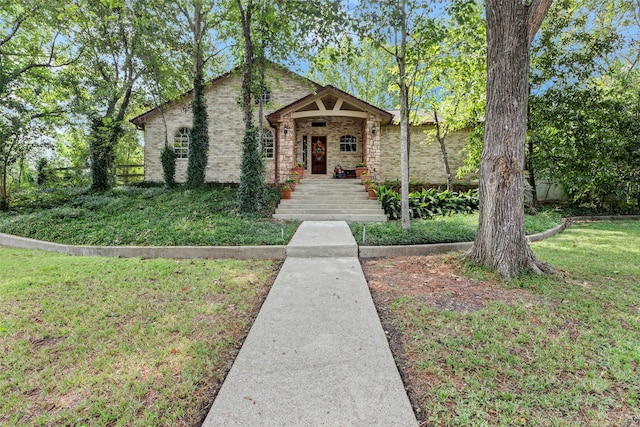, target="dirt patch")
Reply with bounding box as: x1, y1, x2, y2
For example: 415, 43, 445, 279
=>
362, 255, 541, 315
